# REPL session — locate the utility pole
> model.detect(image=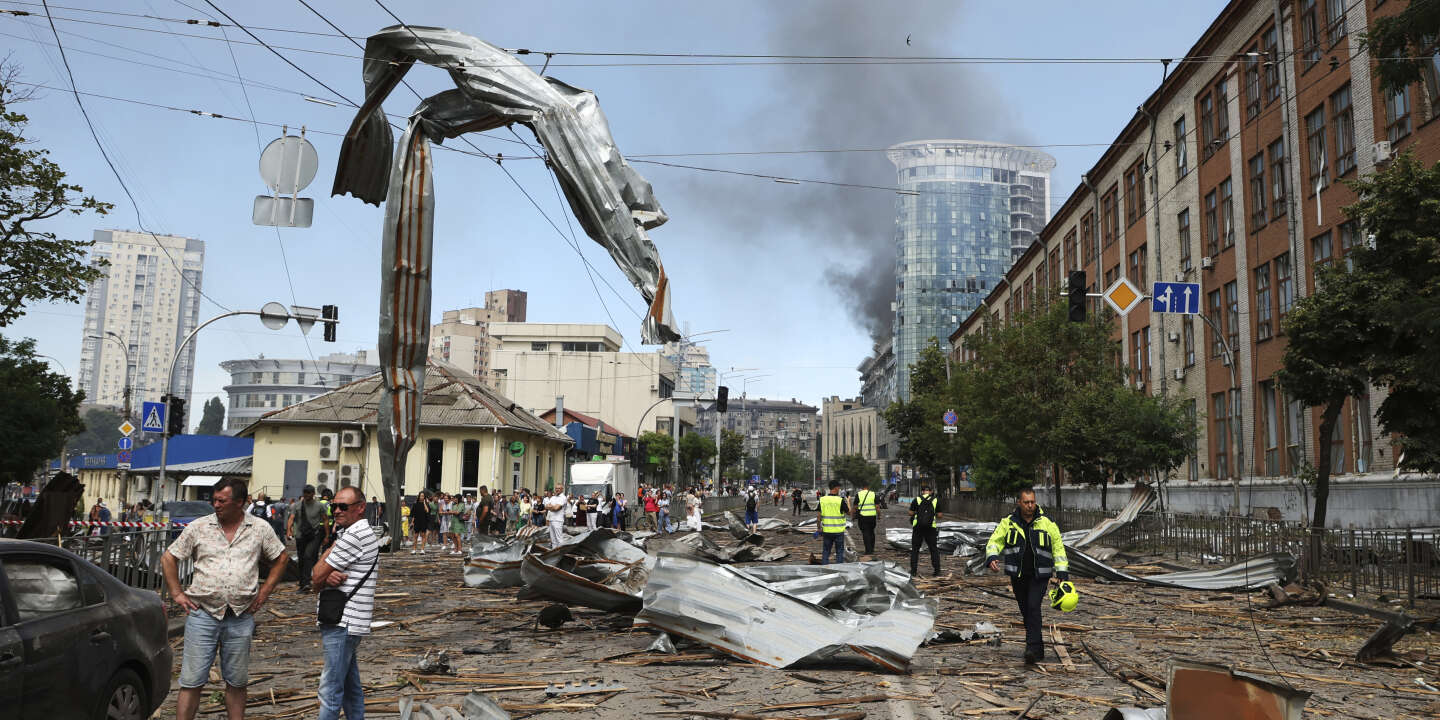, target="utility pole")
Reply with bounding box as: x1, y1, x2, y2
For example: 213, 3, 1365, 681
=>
92, 332, 134, 505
